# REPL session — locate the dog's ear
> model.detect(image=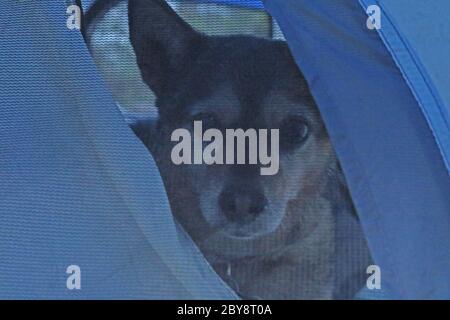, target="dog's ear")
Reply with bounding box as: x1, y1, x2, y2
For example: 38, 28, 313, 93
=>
128, 0, 201, 97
